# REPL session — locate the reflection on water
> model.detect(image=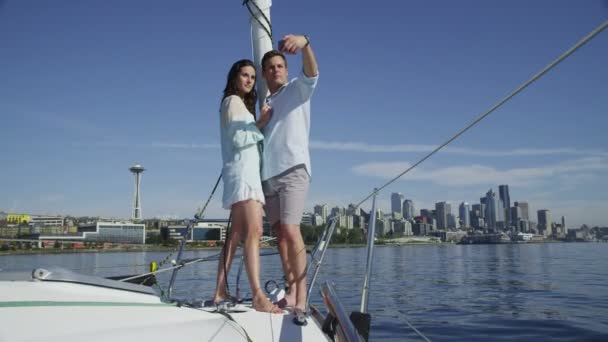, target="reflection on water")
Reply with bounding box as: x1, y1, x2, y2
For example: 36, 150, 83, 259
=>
1, 243, 607, 341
